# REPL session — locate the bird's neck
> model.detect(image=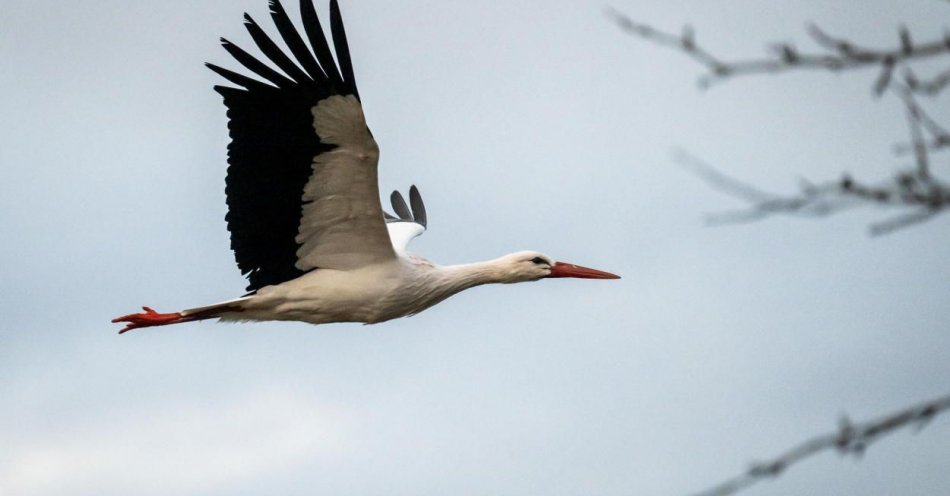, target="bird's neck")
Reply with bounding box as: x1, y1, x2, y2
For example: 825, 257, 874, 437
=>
392, 258, 516, 317
437, 259, 512, 293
